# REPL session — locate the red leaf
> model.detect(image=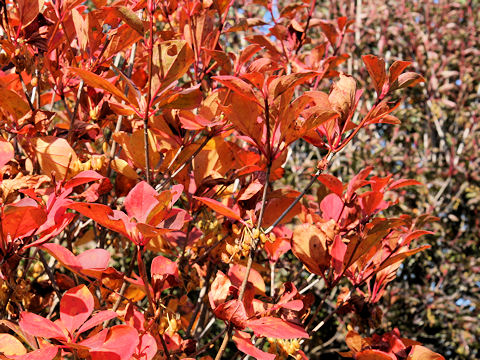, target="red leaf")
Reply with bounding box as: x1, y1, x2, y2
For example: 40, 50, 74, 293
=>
151, 255, 179, 291
355, 349, 394, 360
320, 193, 344, 220
213, 75, 259, 103
0, 138, 14, 168
404, 230, 434, 245
76, 248, 111, 277
17, 0, 44, 27
9, 346, 59, 360
233, 331, 276, 360
362, 55, 387, 97
331, 234, 347, 277
346, 167, 373, 201
317, 174, 344, 197
41, 243, 110, 278
1, 203, 46, 240
60, 284, 94, 335
68, 202, 129, 238
214, 300, 248, 329
388, 179, 422, 190
124, 181, 159, 223
390, 72, 425, 91
151, 255, 178, 278
360, 191, 385, 216
388, 60, 411, 85
77, 310, 118, 335
375, 245, 431, 273
89, 325, 139, 360
134, 333, 158, 360
19, 312, 67, 341
280, 300, 304, 311
209, 271, 232, 309
194, 196, 244, 223
265, 236, 291, 263
64, 170, 104, 190
247, 317, 309, 339
228, 264, 265, 294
